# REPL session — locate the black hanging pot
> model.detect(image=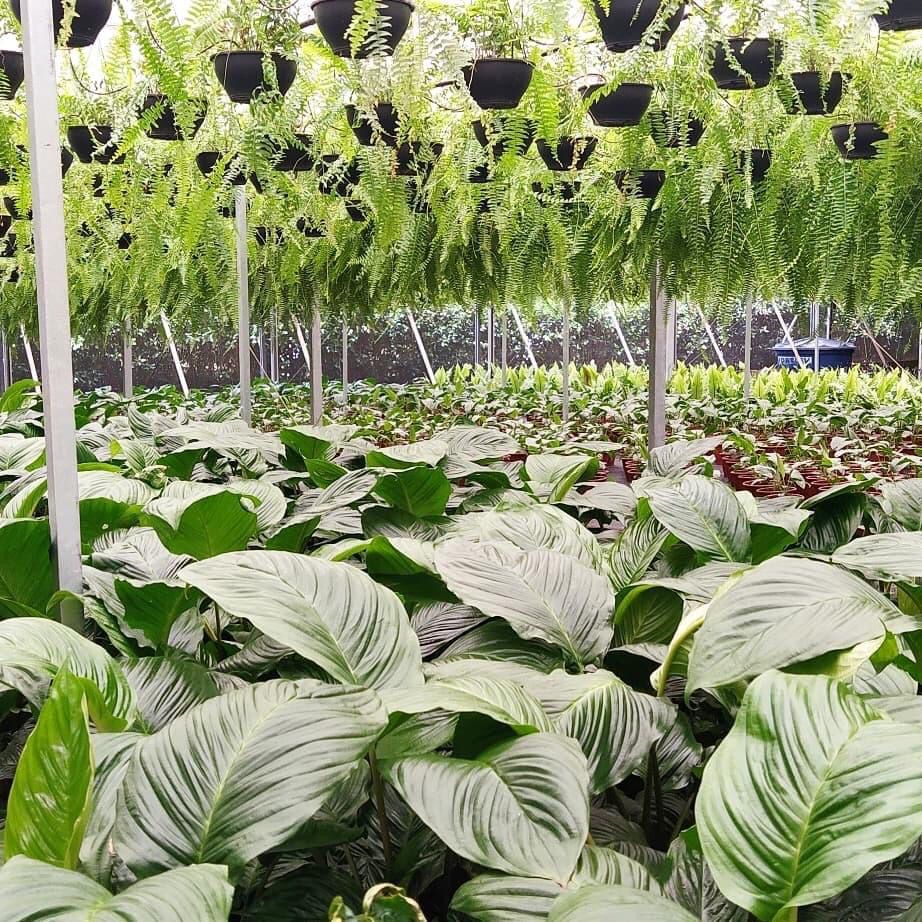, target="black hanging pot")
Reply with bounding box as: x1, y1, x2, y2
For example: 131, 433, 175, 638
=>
345, 102, 400, 146
249, 174, 265, 194
462, 58, 534, 110
213, 52, 297, 104
831, 122, 889, 160
468, 165, 492, 183
0, 51, 23, 100
139, 94, 206, 141
10, 0, 113, 48
536, 136, 597, 171
67, 126, 124, 164
196, 151, 247, 185
592, 0, 686, 52
61, 147, 74, 176
875, 0, 922, 31
254, 226, 284, 246
218, 204, 234, 218
583, 82, 653, 127
394, 141, 431, 177
649, 110, 705, 147
273, 134, 315, 172
319, 158, 361, 196
345, 200, 367, 221
473, 118, 536, 157
117, 232, 132, 250
0, 167, 9, 186
0, 215, 11, 238
92, 173, 106, 198
311, 0, 414, 58
711, 37, 784, 90
739, 149, 772, 182
297, 217, 325, 237
781, 71, 846, 116
0, 233, 15, 256
615, 169, 665, 199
